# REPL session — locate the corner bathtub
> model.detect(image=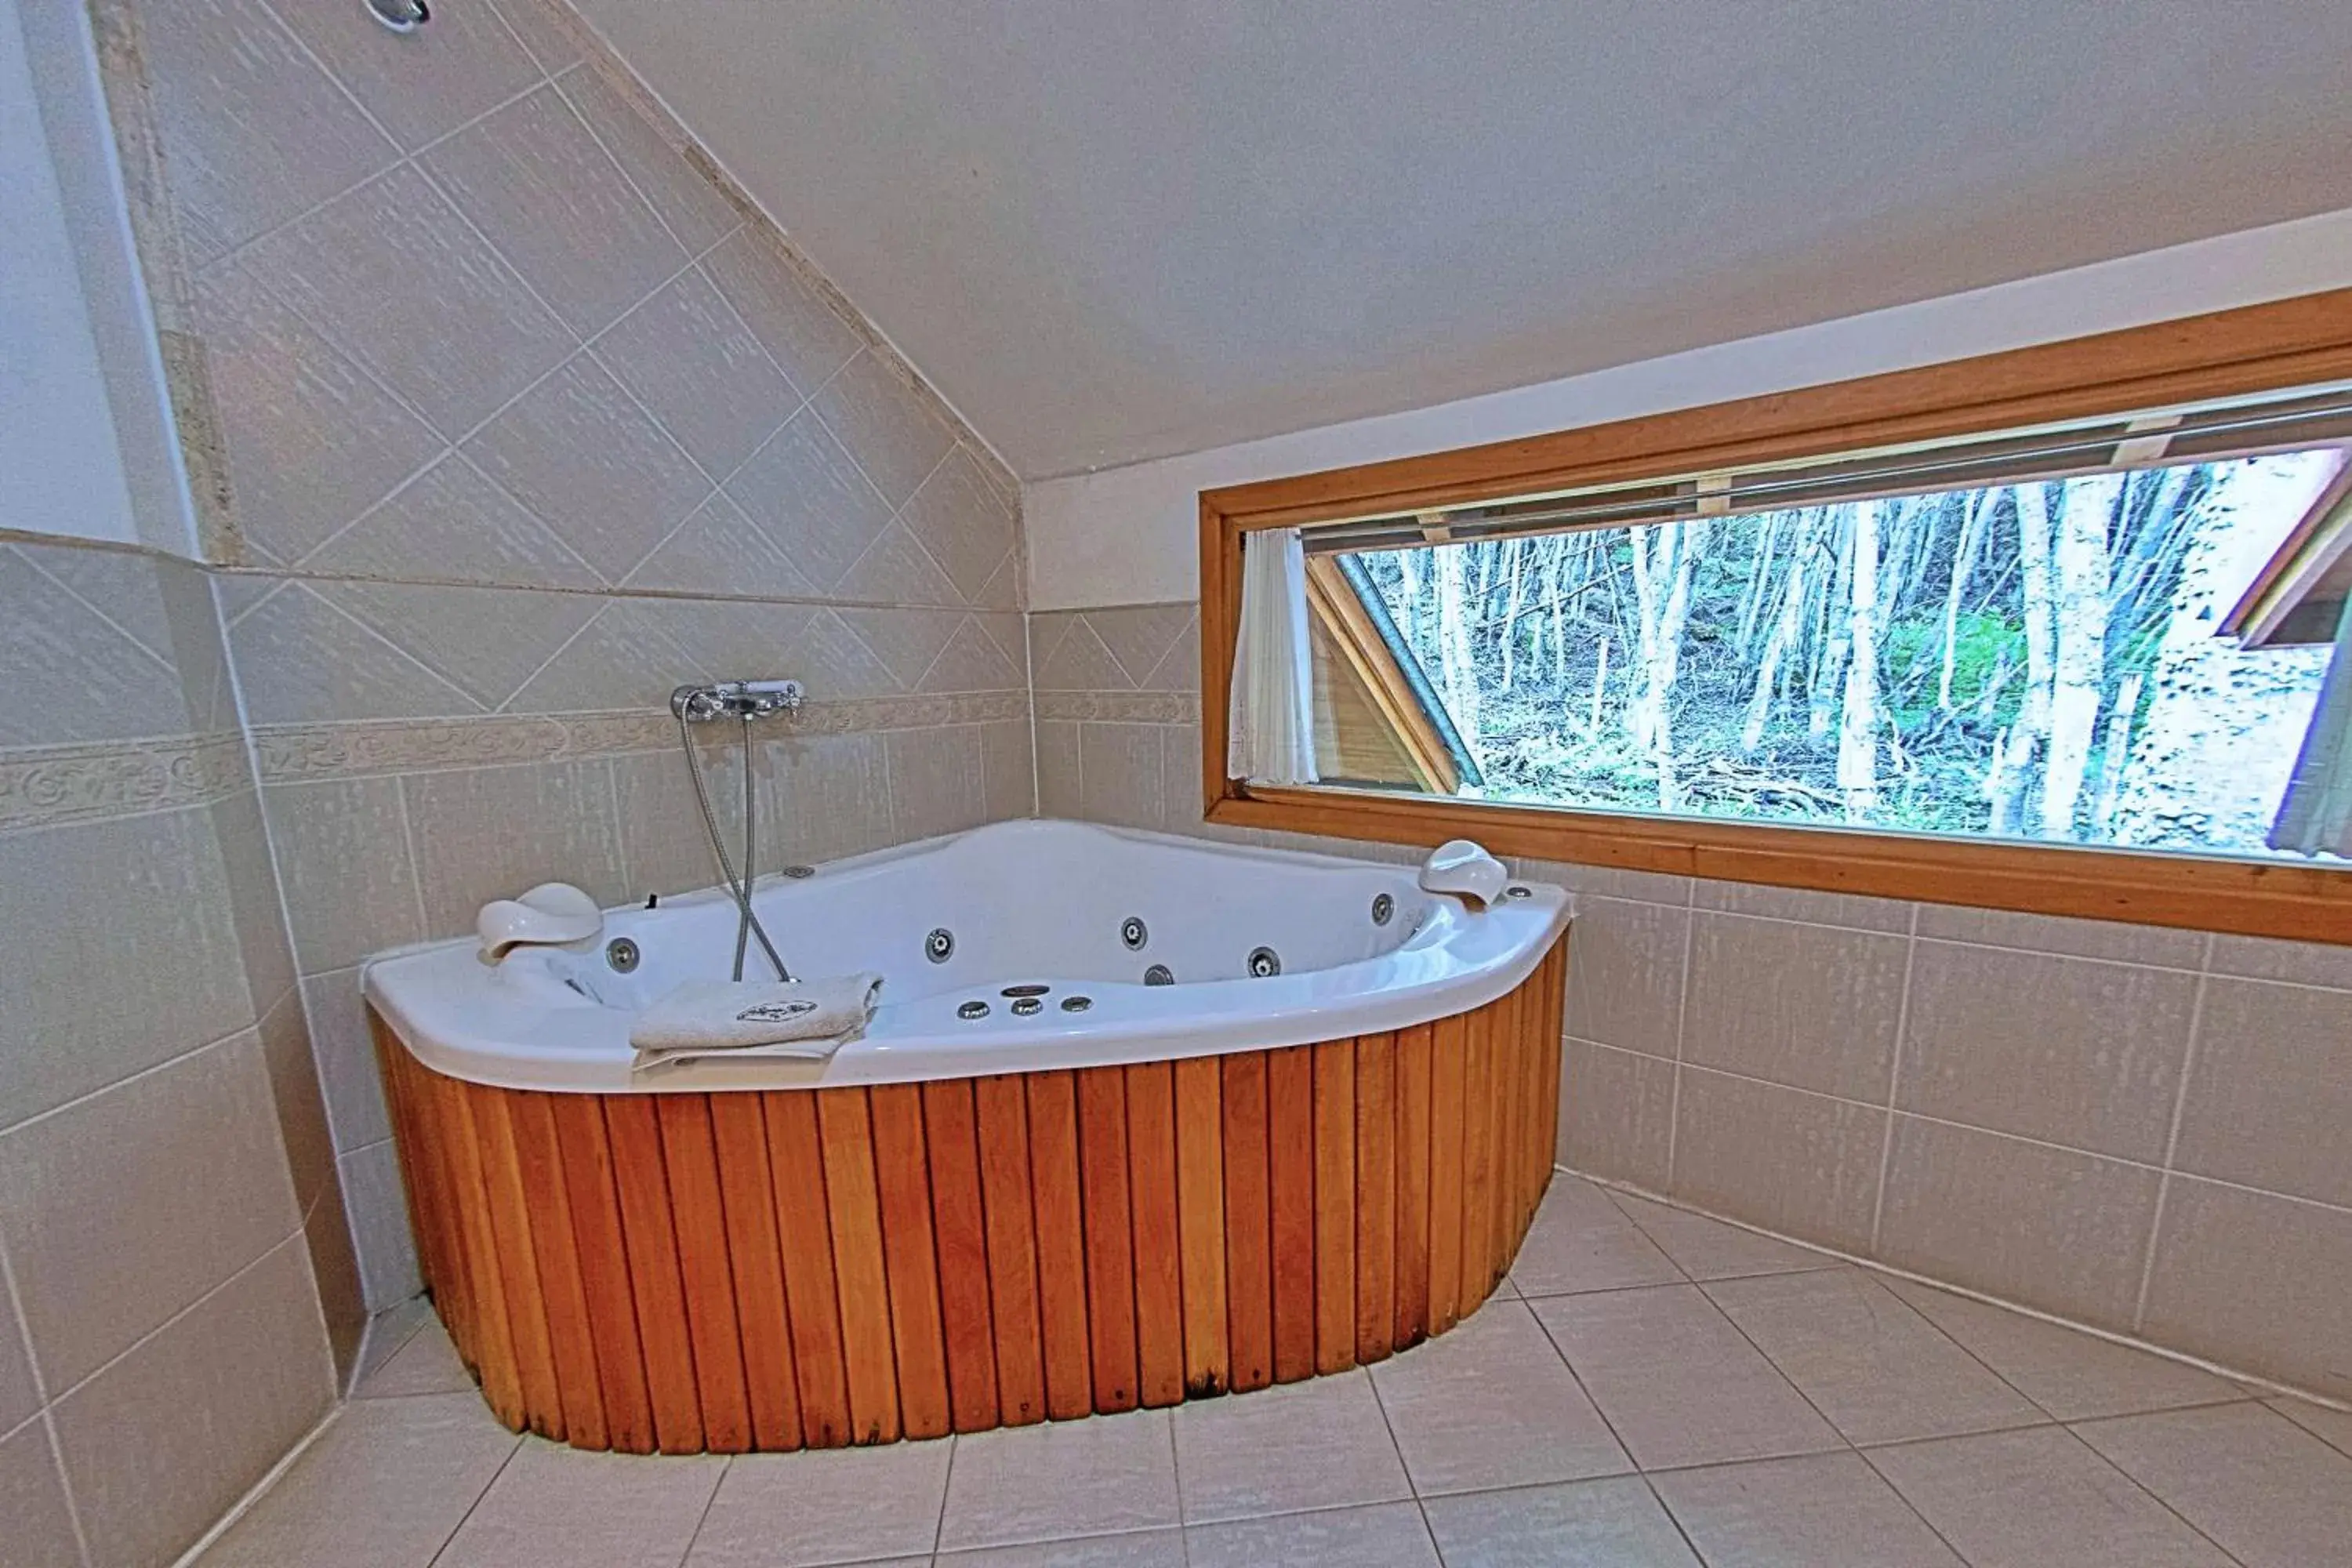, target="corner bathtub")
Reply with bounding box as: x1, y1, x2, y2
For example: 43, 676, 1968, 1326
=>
365, 820, 1571, 1453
